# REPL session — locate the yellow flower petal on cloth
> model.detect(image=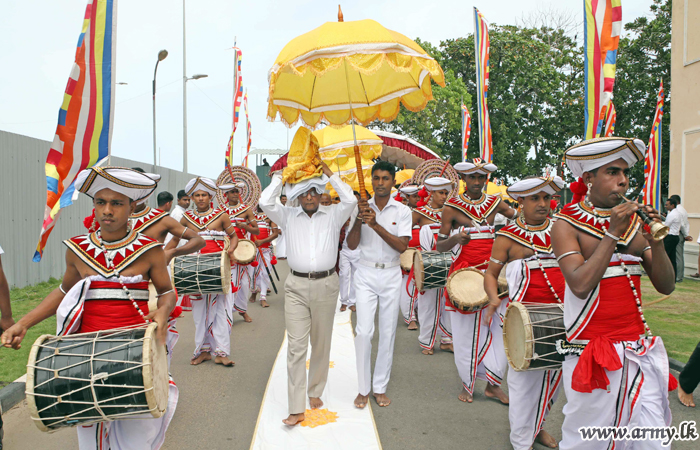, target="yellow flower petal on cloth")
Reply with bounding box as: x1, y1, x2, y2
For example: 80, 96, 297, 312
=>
300, 409, 339, 428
